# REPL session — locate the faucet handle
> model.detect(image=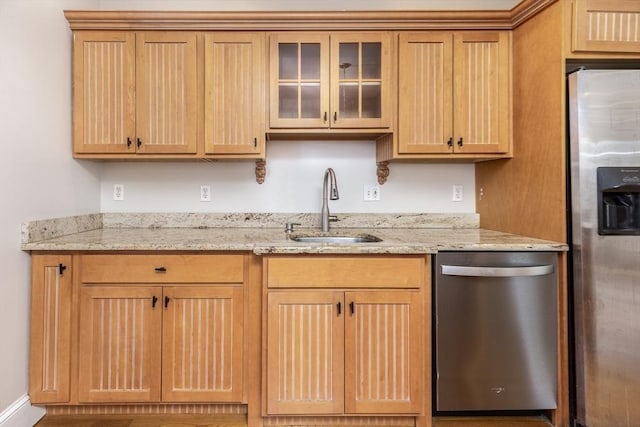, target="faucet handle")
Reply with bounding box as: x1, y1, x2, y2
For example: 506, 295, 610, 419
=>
285, 222, 301, 233
328, 215, 338, 223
